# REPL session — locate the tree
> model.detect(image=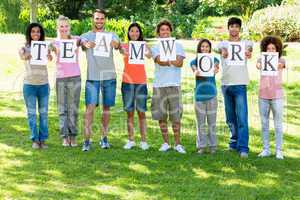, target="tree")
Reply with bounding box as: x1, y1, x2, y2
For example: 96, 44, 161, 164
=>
97, 0, 104, 9
29, 0, 37, 22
